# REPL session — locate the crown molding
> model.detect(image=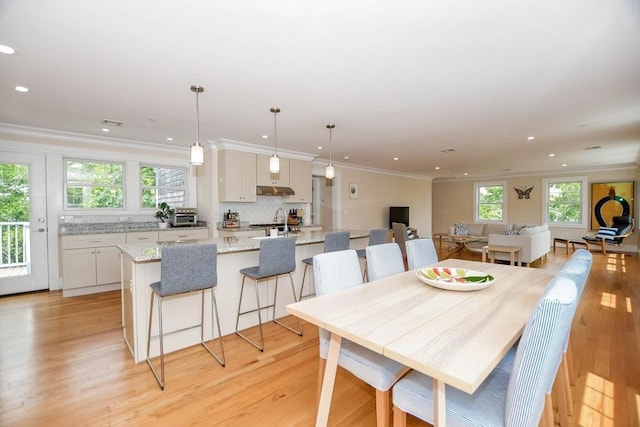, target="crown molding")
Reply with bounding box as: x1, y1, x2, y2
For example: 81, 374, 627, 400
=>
208, 138, 317, 161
